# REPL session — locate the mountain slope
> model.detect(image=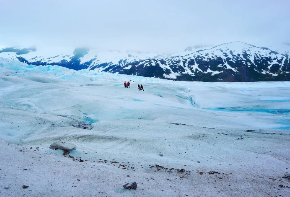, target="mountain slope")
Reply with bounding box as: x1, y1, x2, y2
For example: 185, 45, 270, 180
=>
1, 41, 289, 81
